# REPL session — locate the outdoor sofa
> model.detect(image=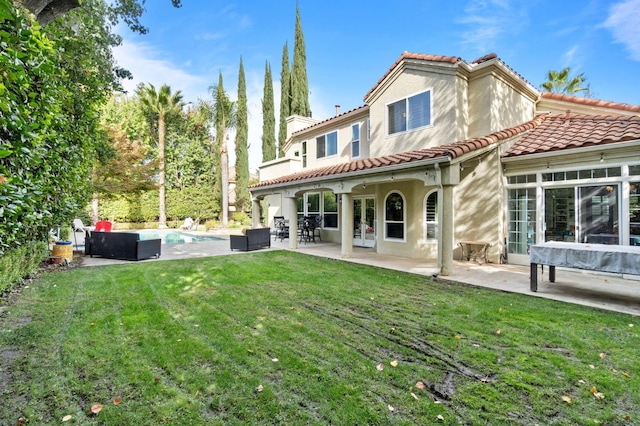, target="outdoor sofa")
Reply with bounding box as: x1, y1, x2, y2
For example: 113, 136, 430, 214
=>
86, 231, 161, 261
230, 228, 271, 251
